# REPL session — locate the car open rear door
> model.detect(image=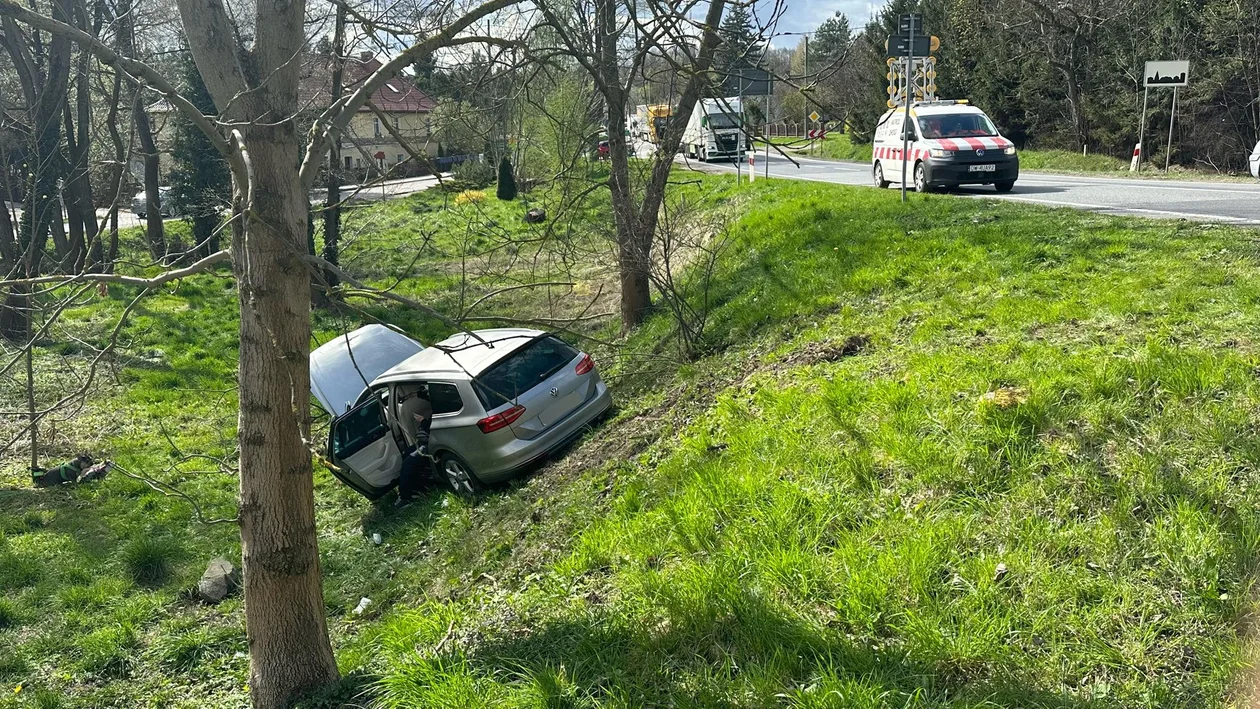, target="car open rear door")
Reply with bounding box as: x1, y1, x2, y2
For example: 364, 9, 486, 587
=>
327, 397, 404, 500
